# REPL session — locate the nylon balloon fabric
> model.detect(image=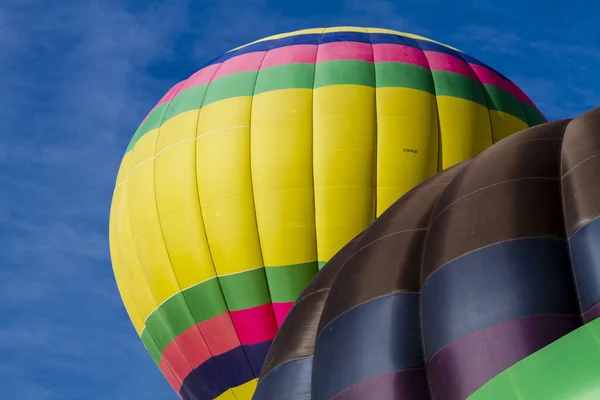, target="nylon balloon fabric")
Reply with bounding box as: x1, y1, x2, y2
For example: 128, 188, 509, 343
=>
255, 106, 600, 400
108, 26, 546, 400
